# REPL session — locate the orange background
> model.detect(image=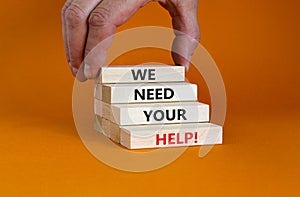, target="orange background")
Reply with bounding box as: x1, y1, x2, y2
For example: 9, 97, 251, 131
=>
1, 0, 300, 196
